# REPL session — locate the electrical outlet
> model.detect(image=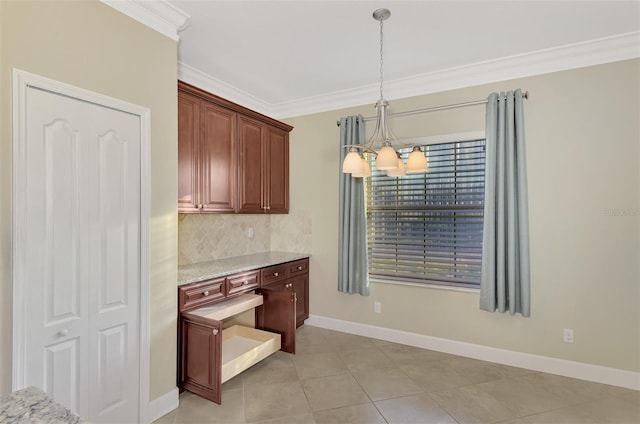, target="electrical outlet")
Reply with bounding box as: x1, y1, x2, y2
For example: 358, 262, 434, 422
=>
247, 227, 254, 239
374, 301, 381, 313
563, 328, 574, 343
